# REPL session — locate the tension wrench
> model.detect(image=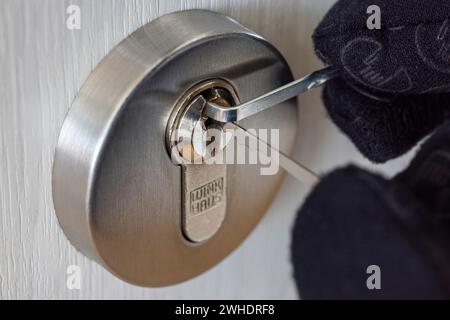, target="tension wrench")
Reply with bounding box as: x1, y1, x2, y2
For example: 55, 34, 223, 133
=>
206, 66, 339, 123
206, 67, 339, 186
